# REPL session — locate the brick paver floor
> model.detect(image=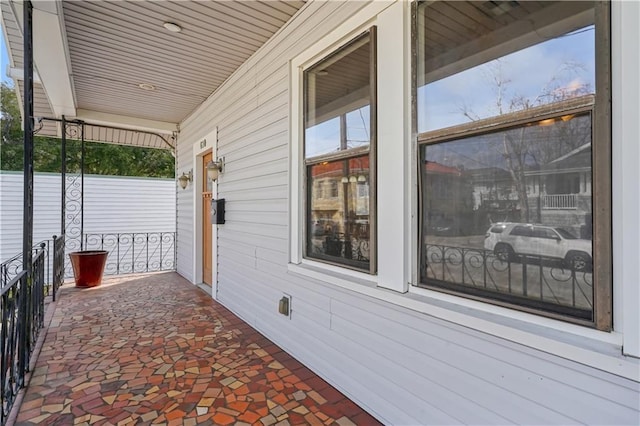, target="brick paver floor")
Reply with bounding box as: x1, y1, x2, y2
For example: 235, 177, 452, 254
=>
15, 272, 380, 426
